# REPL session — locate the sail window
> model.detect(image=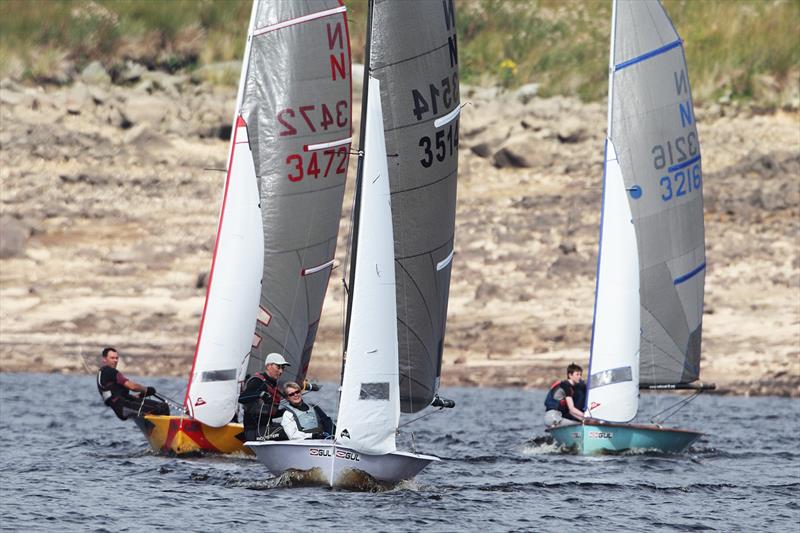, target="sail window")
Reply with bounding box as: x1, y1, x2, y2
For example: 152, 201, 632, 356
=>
200, 369, 237, 382
590, 366, 633, 389
359, 382, 390, 400
257, 306, 271, 327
